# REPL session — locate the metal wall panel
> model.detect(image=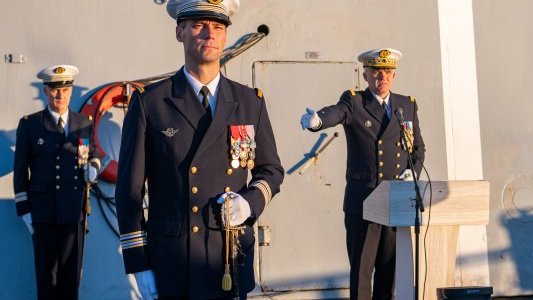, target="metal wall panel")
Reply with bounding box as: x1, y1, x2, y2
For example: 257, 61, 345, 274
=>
473, 0, 533, 296
253, 61, 358, 291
